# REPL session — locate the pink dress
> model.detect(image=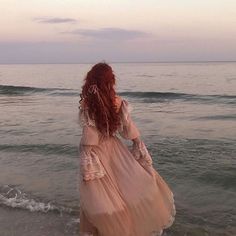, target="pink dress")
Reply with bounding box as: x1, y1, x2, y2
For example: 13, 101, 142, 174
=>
78, 98, 176, 236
